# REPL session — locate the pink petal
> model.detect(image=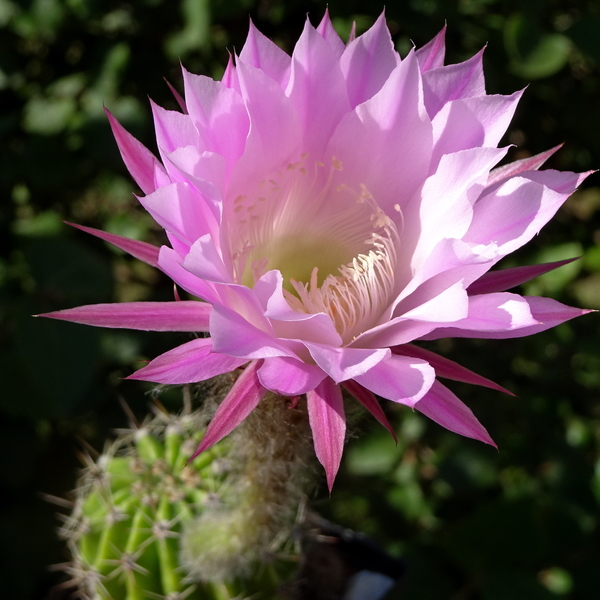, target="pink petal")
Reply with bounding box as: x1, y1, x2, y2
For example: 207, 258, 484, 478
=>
151, 100, 205, 155
240, 19, 291, 87
316, 8, 346, 57
422, 49, 486, 117
64, 222, 160, 267
157, 246, 220, 304
105, 108, 166, 195
190, 361, 266, 460
467, 258, 579, 295
305, 343, 390, 383
342, 379, 397, 443
422, 294, 592, 340
329, 51, 432, 222
353, 353, 435, 408
210, 303, 295, 359
182, 68, 250, 171
465, 175, 568, 256
127, 337, 247, 384
416, 380, 496, 447
286, 20, 350, 155
183, 234, 231, 283
415, 25, 446, 72
487, 144, 563, 186
38, 301, 211, 332
139, 182, 219, 248
393, 345, 514, 395
340, 12, 399, 107
258, 357, 326, 395
431, 91, 522, 164
307, 377, 346, 492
